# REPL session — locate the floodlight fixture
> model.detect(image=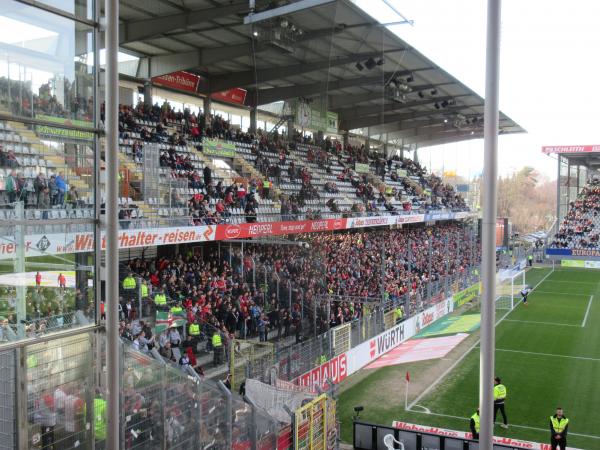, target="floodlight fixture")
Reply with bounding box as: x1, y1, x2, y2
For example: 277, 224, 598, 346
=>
365, 57, 377, 70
